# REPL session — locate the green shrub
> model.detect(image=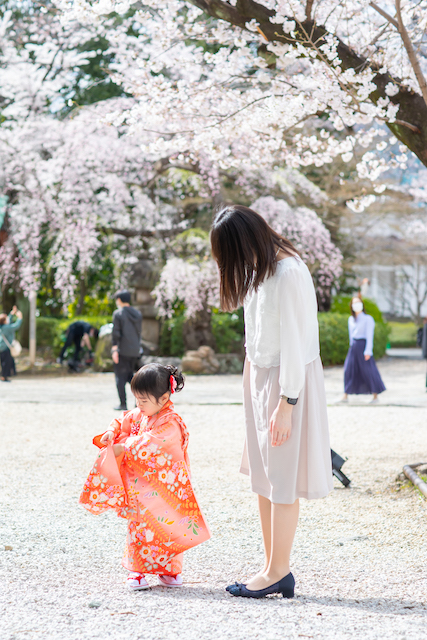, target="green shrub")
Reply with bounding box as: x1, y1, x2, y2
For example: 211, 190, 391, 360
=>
318, 312, 390, 365
36, 315, 112, 354
372, 322, 390, 360
331, 295, 384, 323
318, 313, 349, 366
36, 317, 61, 348
211, 308, 244, 354
388, 321, 418, 348
67, 295, 116, 317
159, 308, 245, 357
159, 314, 186, 357
158, 304, 390, 365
